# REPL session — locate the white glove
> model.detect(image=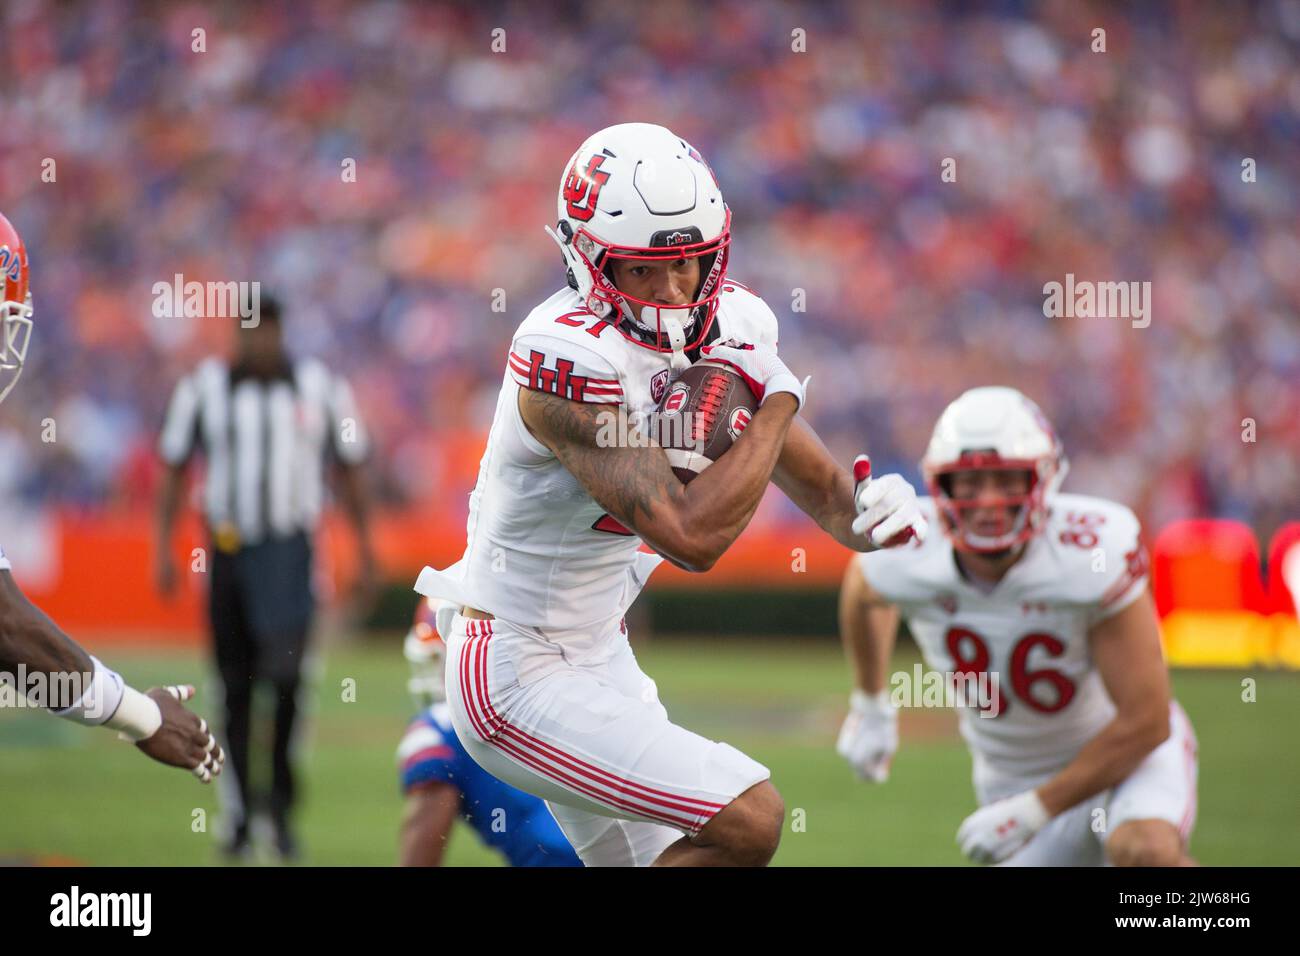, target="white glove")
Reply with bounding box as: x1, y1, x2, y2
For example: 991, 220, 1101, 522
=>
956, 789, 1050, 864
699, 339, 808, 410
836, 688, 898, 782
850, 455, 928, 548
